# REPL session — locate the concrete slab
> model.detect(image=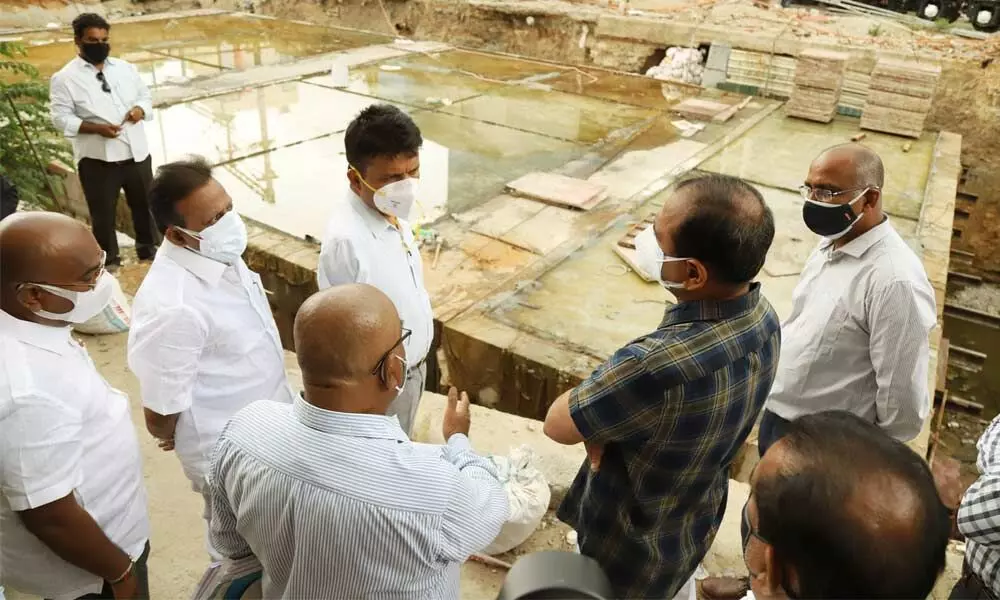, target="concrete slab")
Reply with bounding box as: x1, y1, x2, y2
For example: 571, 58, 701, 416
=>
700, 112, 936, 221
